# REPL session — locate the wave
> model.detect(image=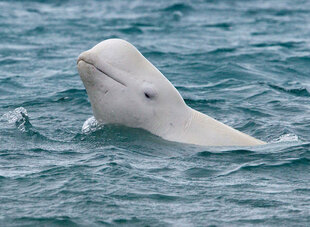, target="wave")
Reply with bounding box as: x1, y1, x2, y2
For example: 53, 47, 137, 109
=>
3, 89, 88, 108
111, 216, 159, 226
184, 98, 226, 106
203, 22, 233, 30
25, 26, 47, 35
271, 133, 299, 143
267, 83, 310, 97
119, 26, 143, 34
175, 78, 240, 90
1, 0, 310, 225
0, 57, 29, 65
196, 149, 255, 158
207, 47, 236, 54
246, 8, 310, 17
113, 192, 180, 202
219, 157, 310, 177
1, 107, 32, 132
1, 107, 61, 143
237, 106, 272, 118
226, 198, 285, 208
183, 167, 218, 178
0, 216, 78, 227
160, 3, 193, 13
0, 76, 25, 89
251, 41, 304, 48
